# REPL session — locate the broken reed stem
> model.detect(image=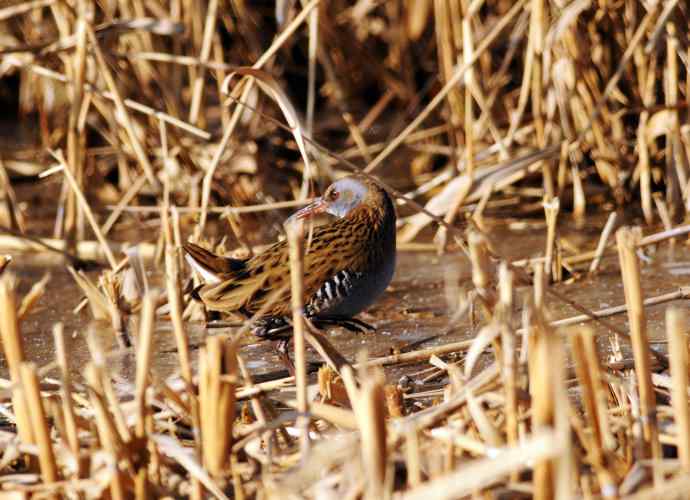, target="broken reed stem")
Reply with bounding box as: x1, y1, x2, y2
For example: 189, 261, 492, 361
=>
355, 365, 387, 500
19, 362, 59, 492
165, 247, 193, 381
17, 272, 50, 320
405, 424, 422, 488
497, 262, 519, 479
84, 363, 126, 500
589, 211, 618, 273
616, 227, 660, 466
531, 320, 557, 500
53, 323, 79, 463
543, 196, 559, 280
199, 336, 236, 478
162, 210, 193, 384
286, 219, 310, 456
570, 328, 617, 492
553, 326, 574, 499
135, 290, 156, 438
468, 230, 495, 315
666, 307, 690, 473
0, 273, 34, 444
